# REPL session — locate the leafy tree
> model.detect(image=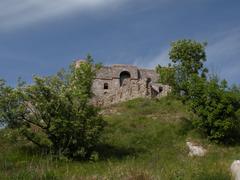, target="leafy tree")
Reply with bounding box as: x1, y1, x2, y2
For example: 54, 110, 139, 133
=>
0, 55, 105, 159
166, 39, 240, 143
169, 39, 208, 77
169, 39, 208, 95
